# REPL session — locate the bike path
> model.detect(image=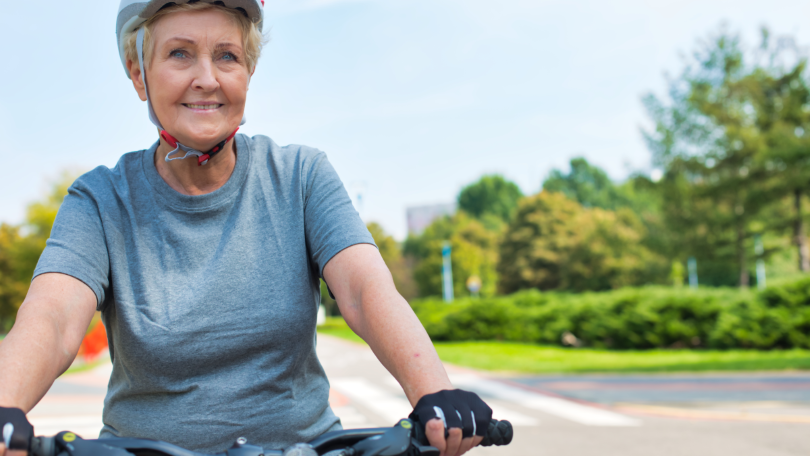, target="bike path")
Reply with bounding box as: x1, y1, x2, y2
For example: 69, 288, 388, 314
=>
27, 334, 810, 455
510, 374, 810, 404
